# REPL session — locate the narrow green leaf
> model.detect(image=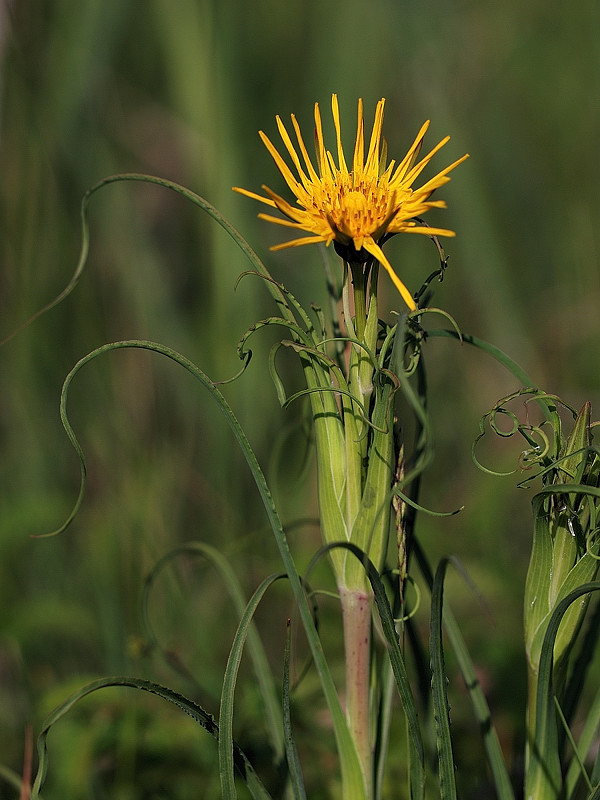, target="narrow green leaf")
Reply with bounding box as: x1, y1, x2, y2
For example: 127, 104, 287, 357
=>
557, 694, 596, 797
219, 573, 285, 800
427, 329, 535, 392
283, 619, 307, 800
431, 559, 457, 800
